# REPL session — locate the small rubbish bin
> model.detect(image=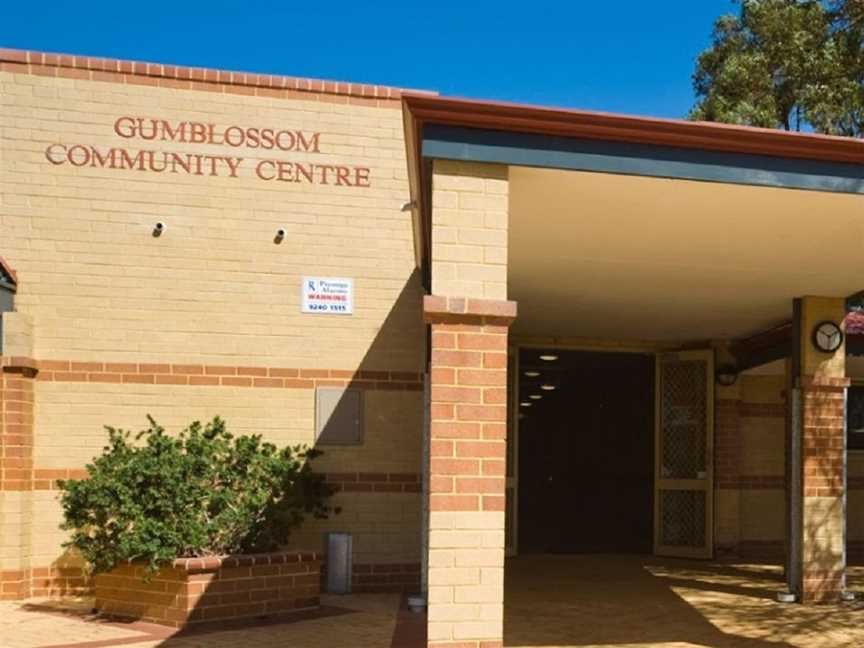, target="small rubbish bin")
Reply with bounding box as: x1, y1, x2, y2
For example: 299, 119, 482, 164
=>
326, 532, 352, 594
